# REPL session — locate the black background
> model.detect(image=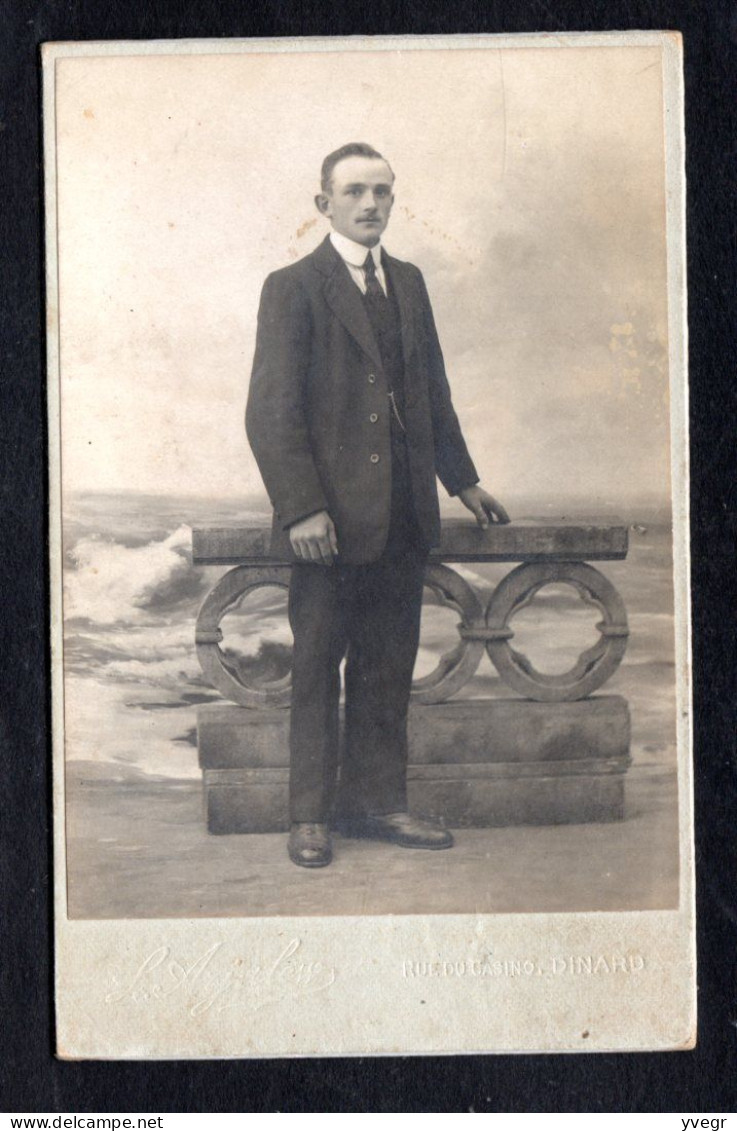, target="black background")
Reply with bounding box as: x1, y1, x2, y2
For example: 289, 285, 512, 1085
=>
2, 0, 735, 1113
